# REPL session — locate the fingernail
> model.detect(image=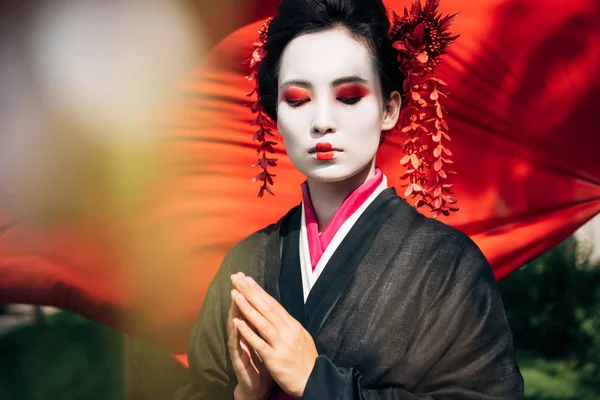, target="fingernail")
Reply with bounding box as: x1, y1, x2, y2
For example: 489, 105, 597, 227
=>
245, 277, 254, 287
235, 293, 246, 305
230, 274, 237, 284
